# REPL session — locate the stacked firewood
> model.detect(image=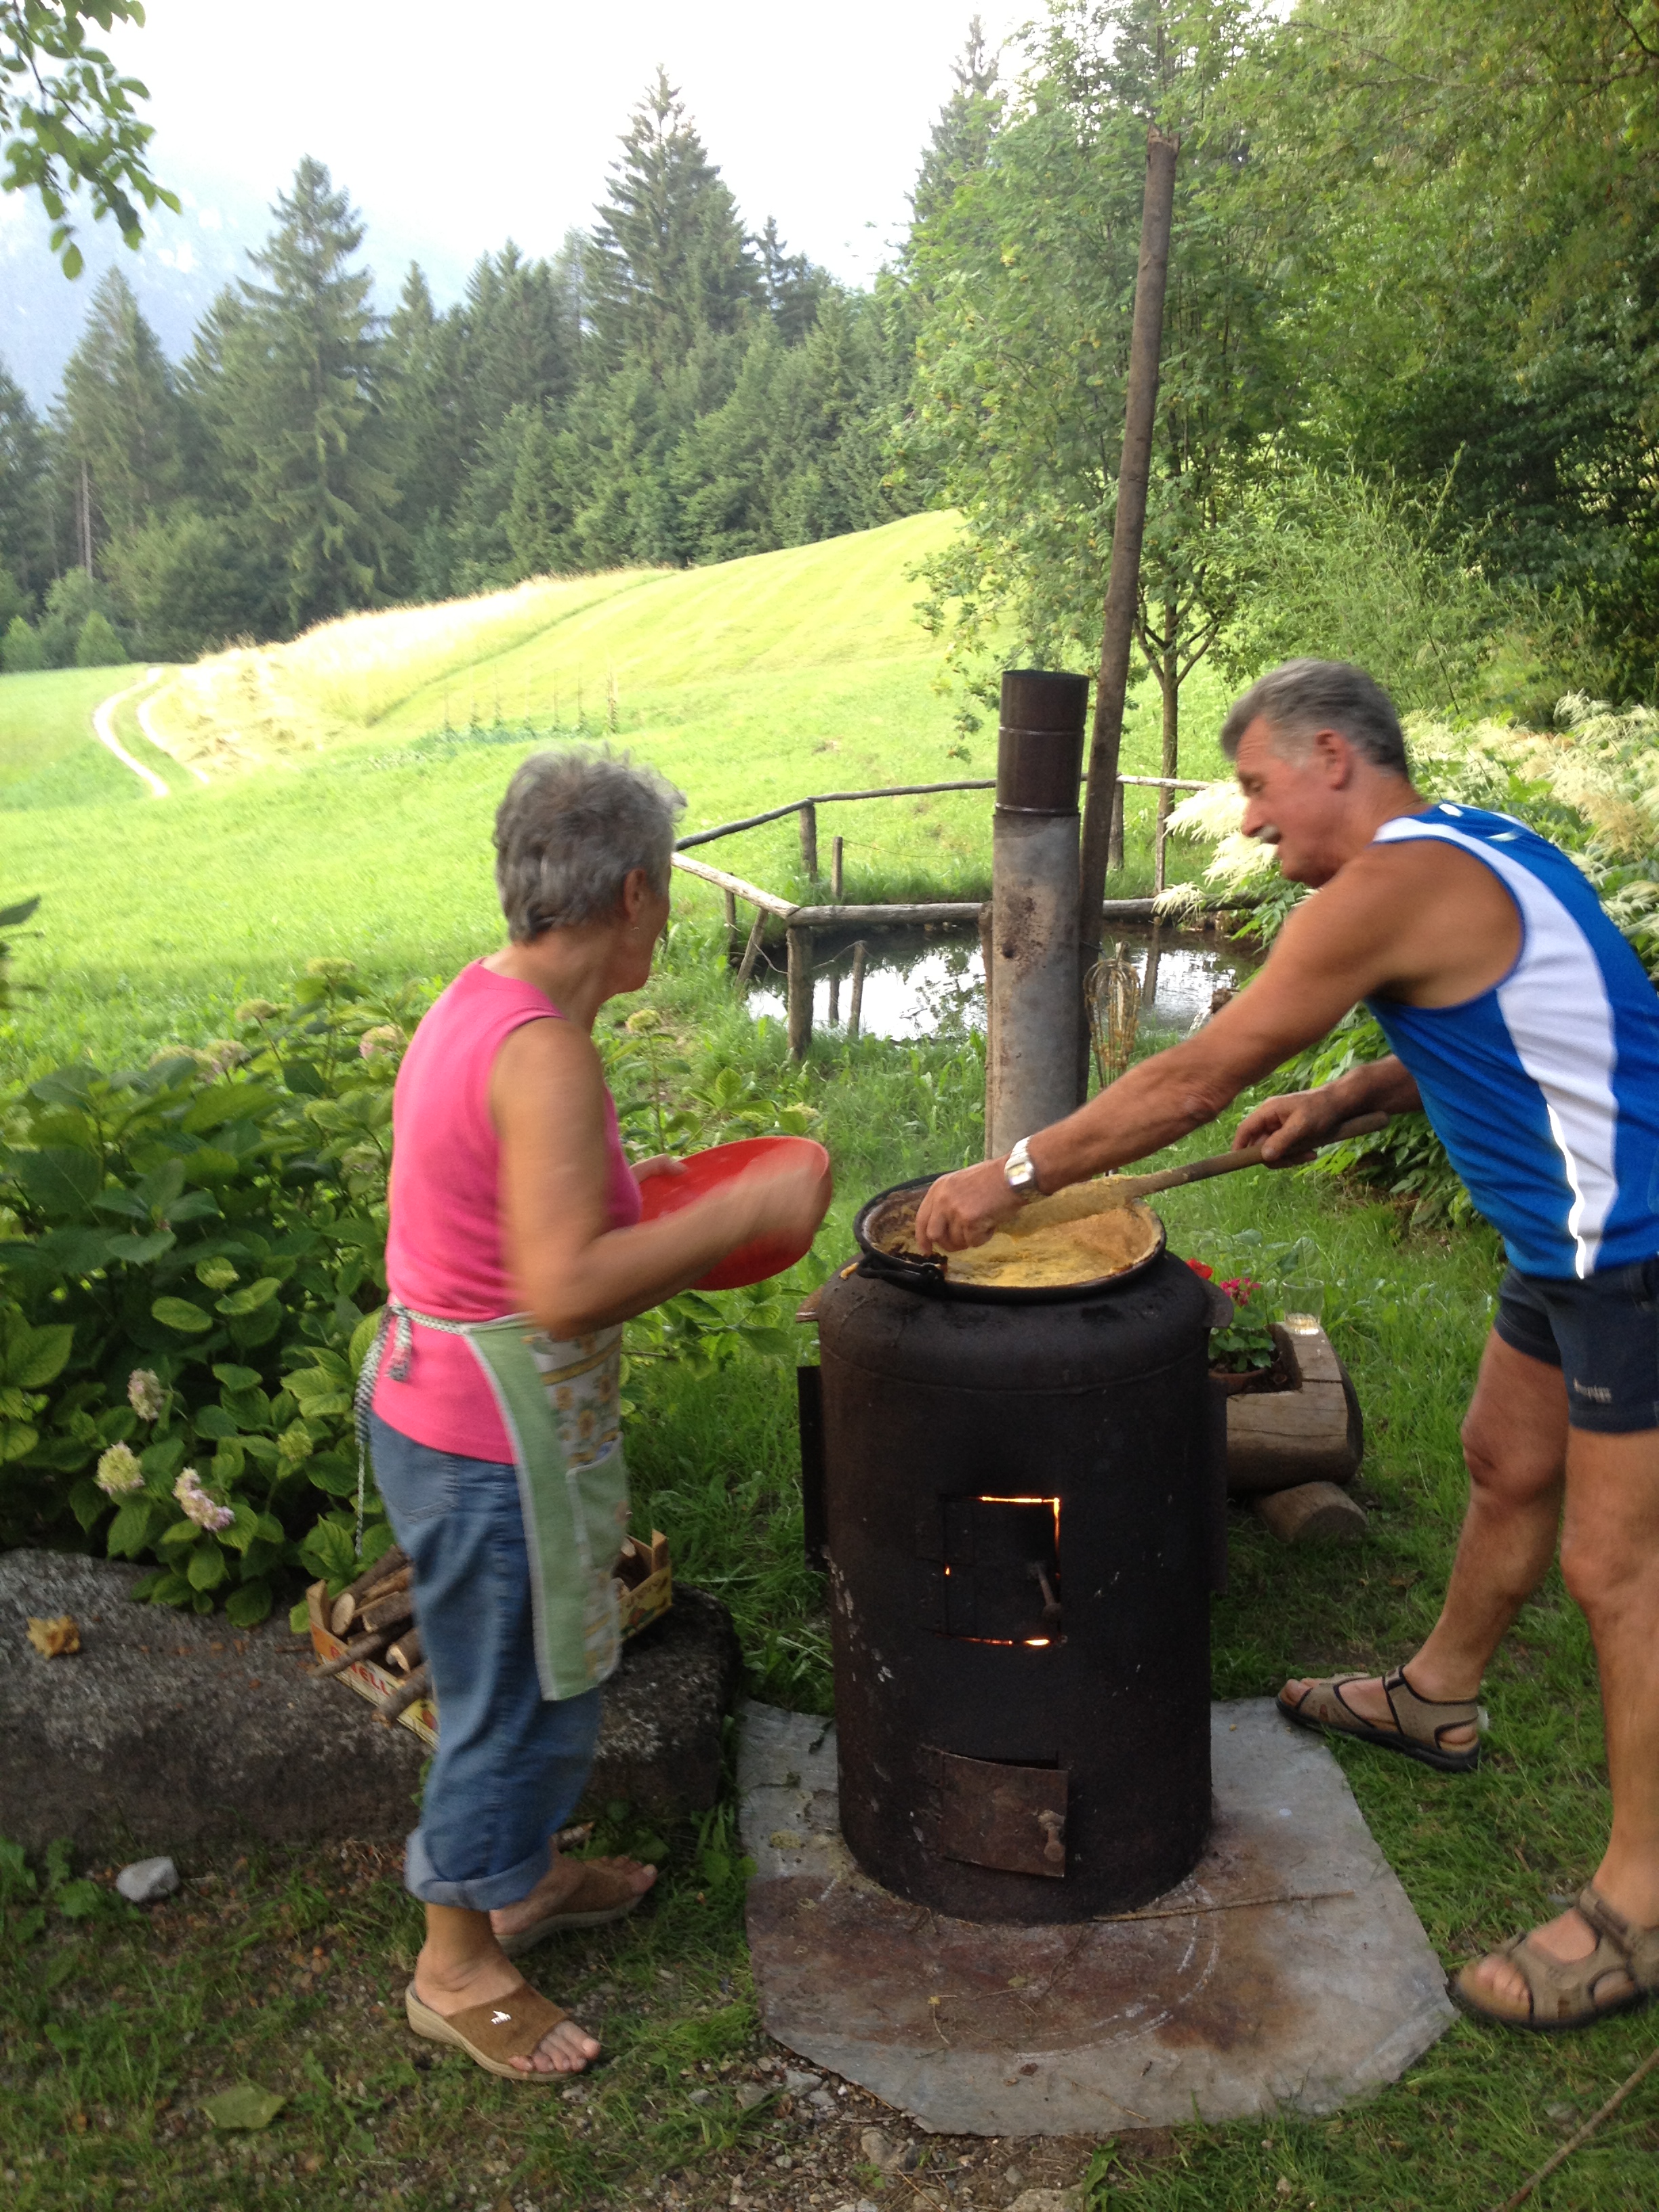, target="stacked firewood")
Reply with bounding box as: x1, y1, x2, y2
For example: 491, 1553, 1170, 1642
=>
312, 1546, 429, 1724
